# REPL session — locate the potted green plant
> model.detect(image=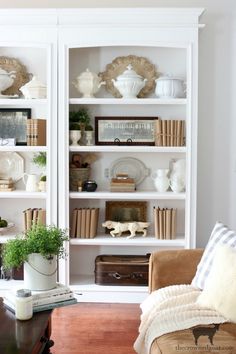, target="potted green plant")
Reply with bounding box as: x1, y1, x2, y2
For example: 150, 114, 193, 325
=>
32, 152, 47, 190
69, 107, 92, 145
2, 224, 68, 290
